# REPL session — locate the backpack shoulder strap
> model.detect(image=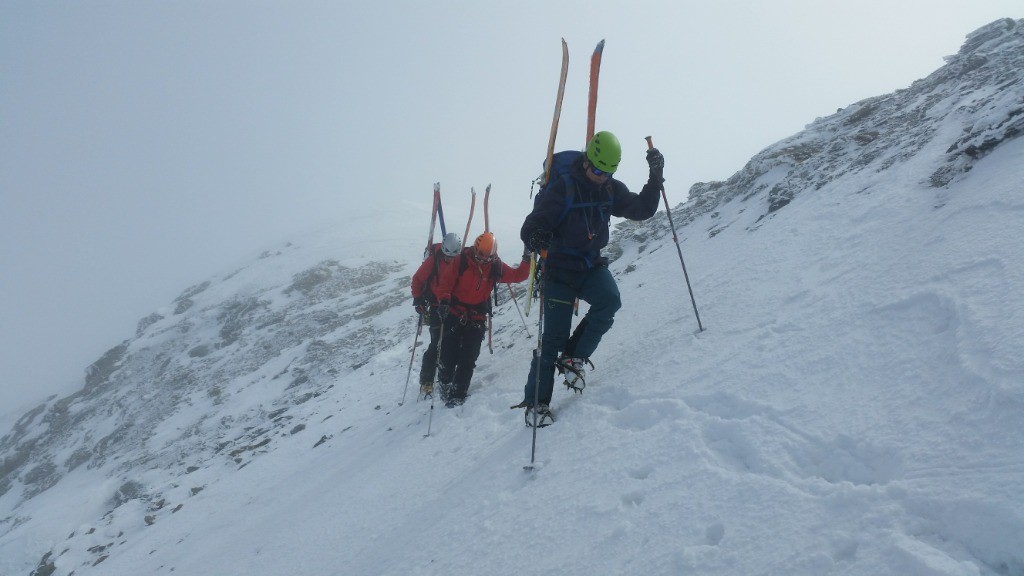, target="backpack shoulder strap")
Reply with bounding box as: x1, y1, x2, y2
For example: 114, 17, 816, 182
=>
431, 249, 442, 278
490, 259, 504, 283
556, 174, 578, 225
